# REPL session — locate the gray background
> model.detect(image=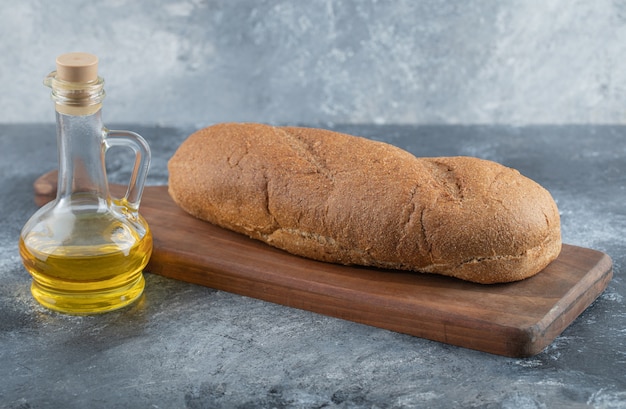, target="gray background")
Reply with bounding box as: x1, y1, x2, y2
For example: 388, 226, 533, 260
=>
1, 0, 625, 126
